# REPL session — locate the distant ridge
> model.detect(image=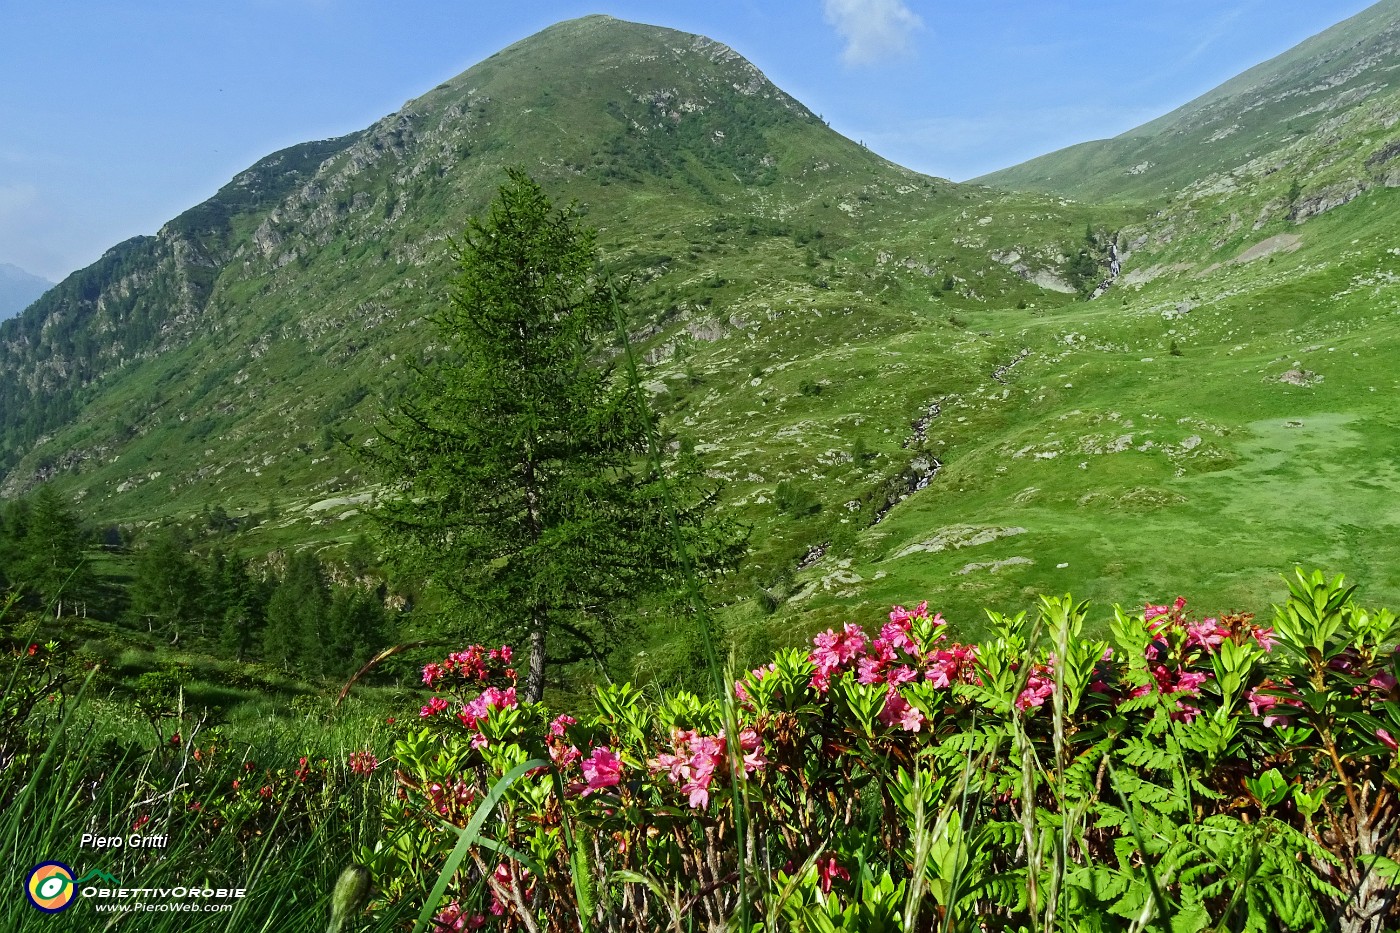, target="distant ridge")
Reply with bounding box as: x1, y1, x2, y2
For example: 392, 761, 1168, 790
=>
0, 262, 52, 321
975, 0, 1400, 201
